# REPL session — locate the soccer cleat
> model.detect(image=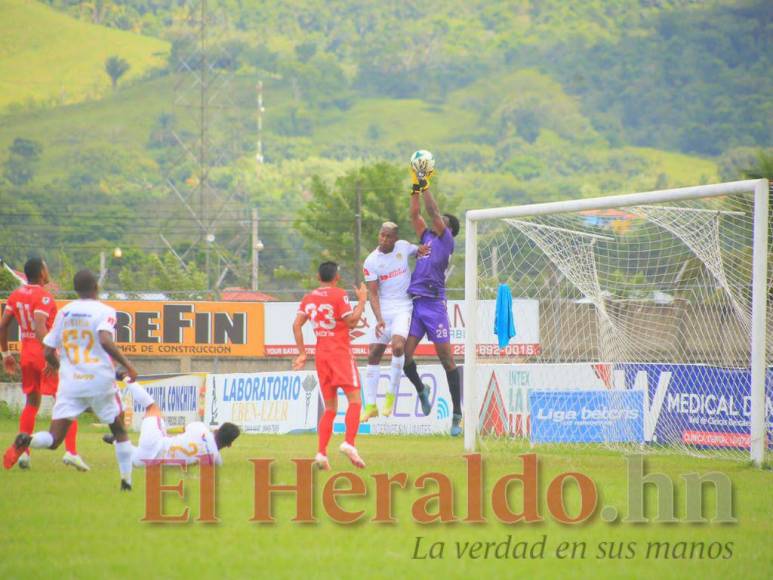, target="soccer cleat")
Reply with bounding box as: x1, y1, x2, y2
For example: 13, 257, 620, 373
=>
3, 433, 32, 470
382, 392, 396, 417
102, 434, 116, 445
63, 452, 90, 472
360, 403, 379, 423
418, 384, 432, 416
313, 453, 331, 471
339, 442, 365, 469
120, 479, 132, 492
450, 413, 463, 437
18, 452, 30, 470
